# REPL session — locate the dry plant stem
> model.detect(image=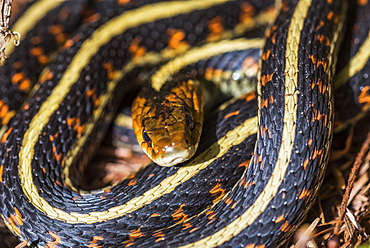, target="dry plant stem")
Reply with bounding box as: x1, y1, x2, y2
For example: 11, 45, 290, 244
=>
0, 0, 20, 60
14, 240, 28, 248
339, 239, 352, 248
293, 218, 320, 248
0, 0, 13, 28
333, 132, 370, 235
